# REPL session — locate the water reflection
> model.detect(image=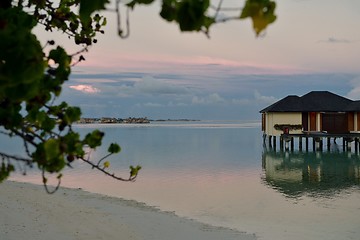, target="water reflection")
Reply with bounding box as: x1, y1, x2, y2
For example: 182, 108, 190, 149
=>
262, 150, 360, 198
